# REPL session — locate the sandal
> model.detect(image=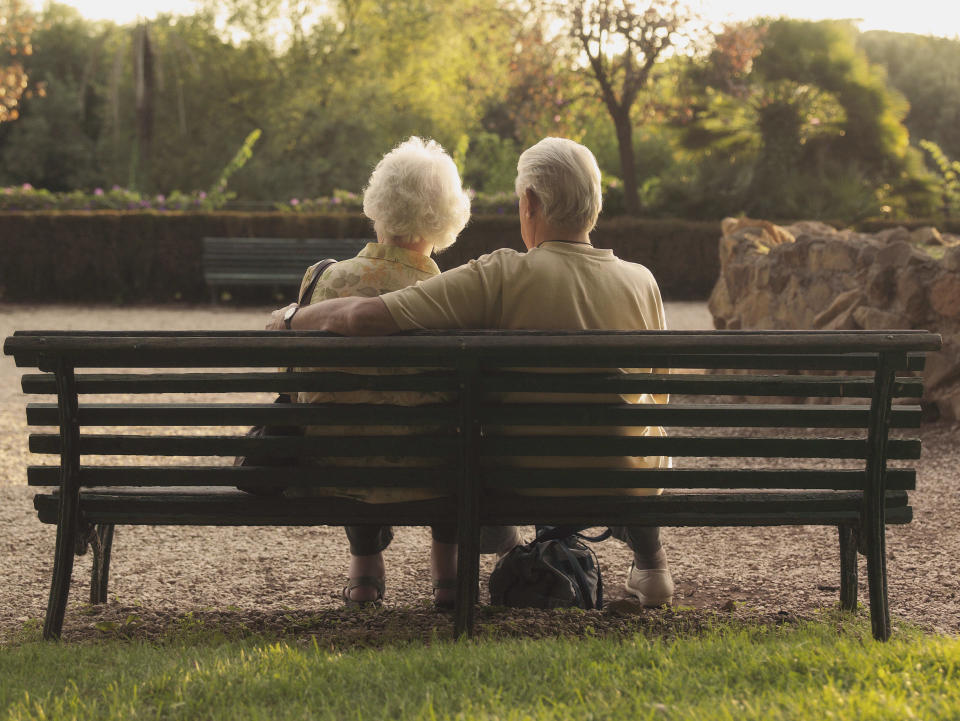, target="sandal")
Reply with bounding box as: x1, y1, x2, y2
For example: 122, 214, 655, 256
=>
342, 576, 385, 608
432, 578, 457, 611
